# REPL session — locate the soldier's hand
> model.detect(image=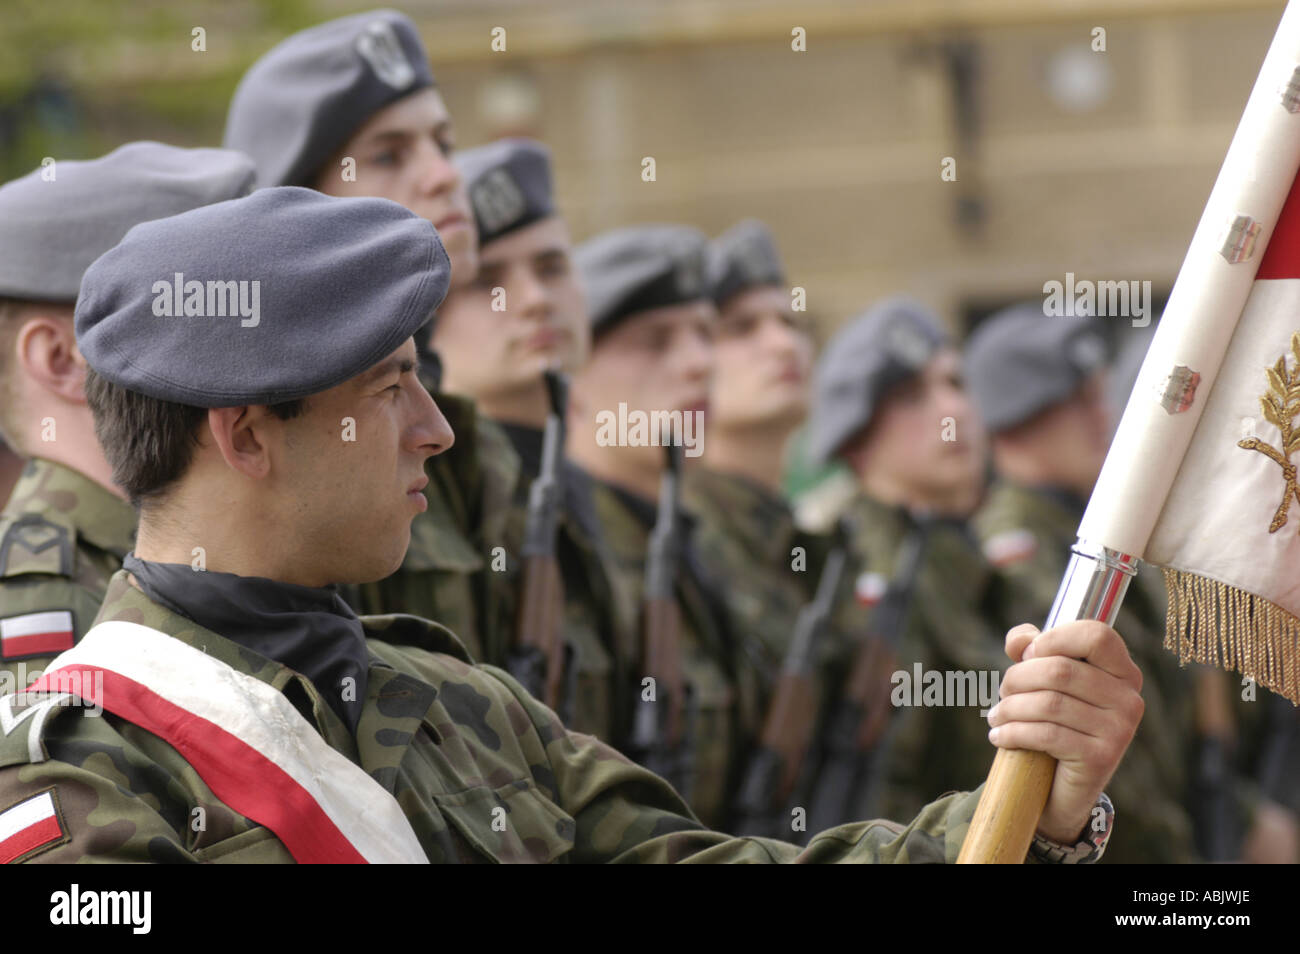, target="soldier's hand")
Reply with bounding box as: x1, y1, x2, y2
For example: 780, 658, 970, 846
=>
987, 620, 1144, 846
